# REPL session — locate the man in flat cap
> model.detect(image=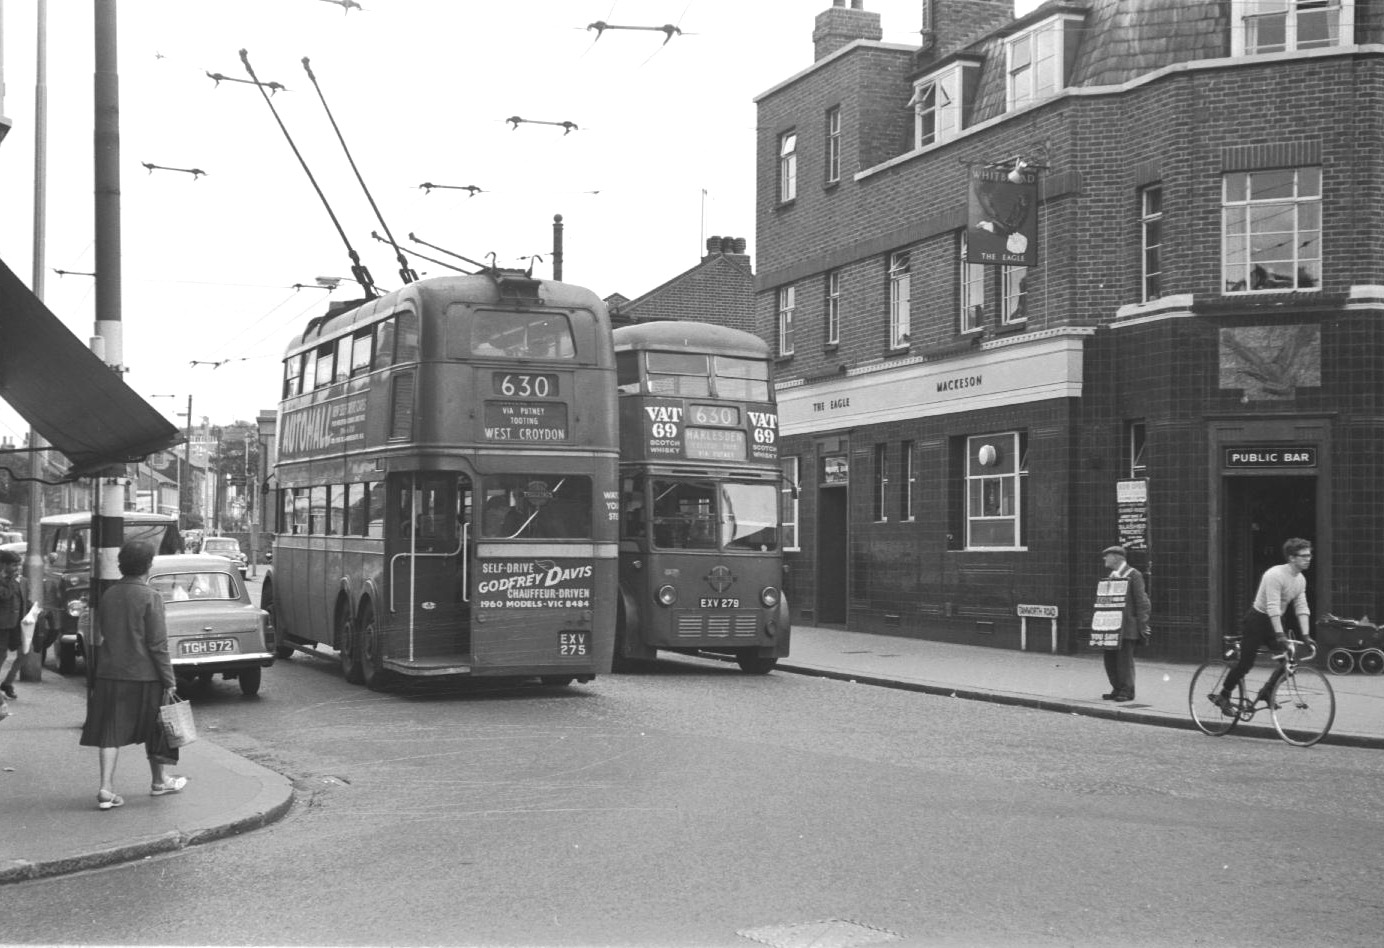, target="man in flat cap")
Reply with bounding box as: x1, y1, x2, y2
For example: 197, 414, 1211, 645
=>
1100, 545, 1150, 702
